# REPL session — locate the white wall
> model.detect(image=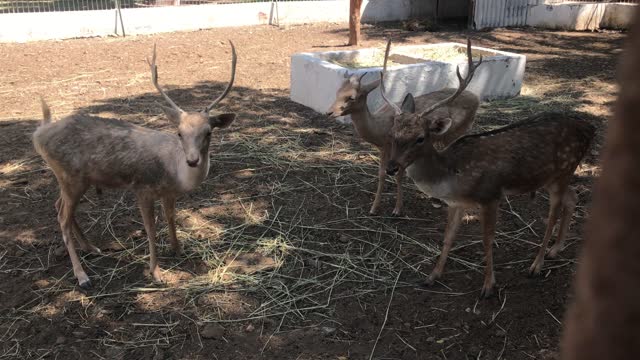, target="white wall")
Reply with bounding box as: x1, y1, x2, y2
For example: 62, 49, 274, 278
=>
290, 44, 526, 114
600, 3, 635, 30
0, 0, 434, 43
472, 1, 635, 30
527, 2, 635, 30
